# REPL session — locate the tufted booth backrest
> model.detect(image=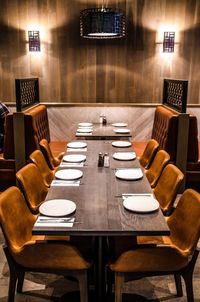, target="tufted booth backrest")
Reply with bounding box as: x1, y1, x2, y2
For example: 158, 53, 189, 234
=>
3, 105, 50, 160
151, 106, 199, 163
